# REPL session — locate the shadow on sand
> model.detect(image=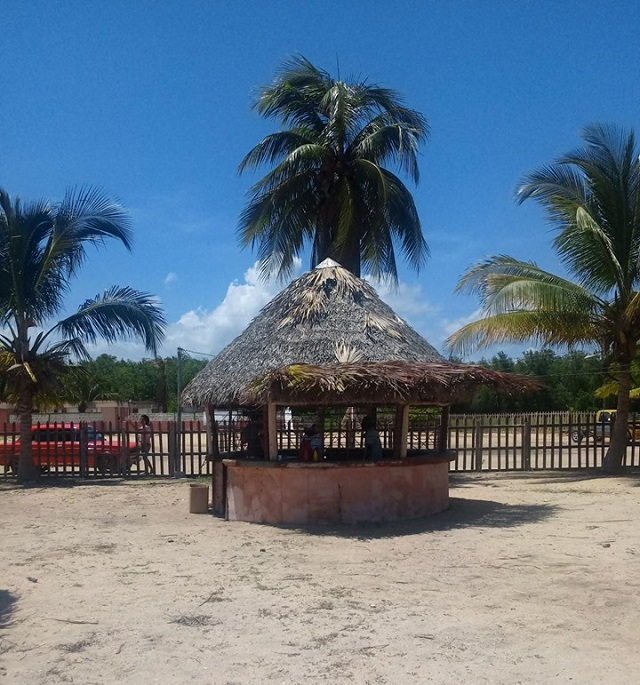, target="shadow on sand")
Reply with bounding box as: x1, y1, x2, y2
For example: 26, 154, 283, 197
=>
0, 475, 181, 491
449, 470, 607, 487
0, 589, 18, 630
278, 497, 558, 540
451, 468, 640, 486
